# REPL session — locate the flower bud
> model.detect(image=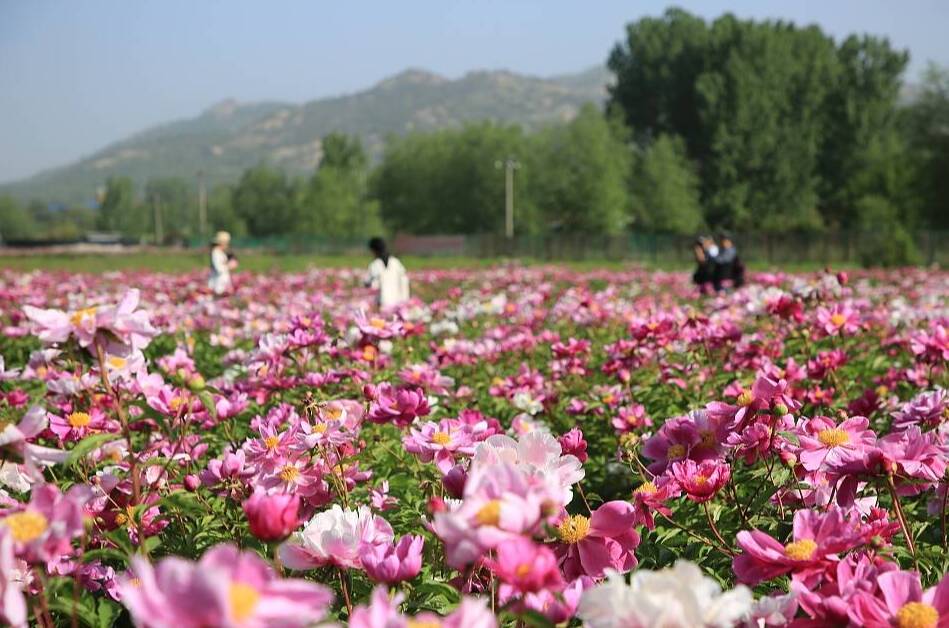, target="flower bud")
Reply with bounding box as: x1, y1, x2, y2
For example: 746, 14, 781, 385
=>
187, 375, 206, 391
183, 474, 201, 492
773, 403, 789, 417
242, 491, 301, 541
